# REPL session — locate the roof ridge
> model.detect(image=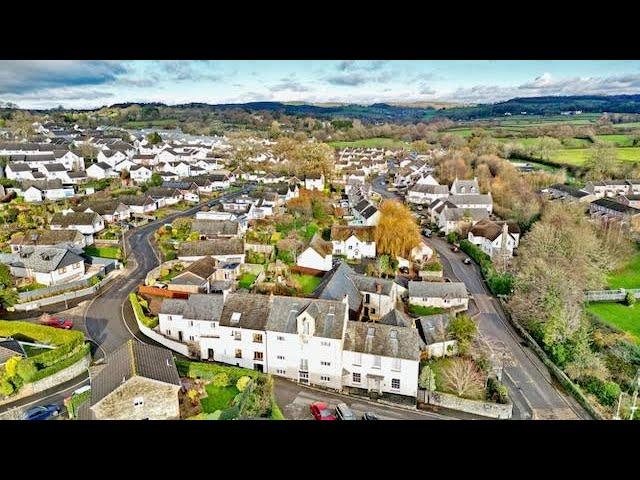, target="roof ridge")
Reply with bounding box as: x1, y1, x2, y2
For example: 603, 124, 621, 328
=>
129, 340, 137, 377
